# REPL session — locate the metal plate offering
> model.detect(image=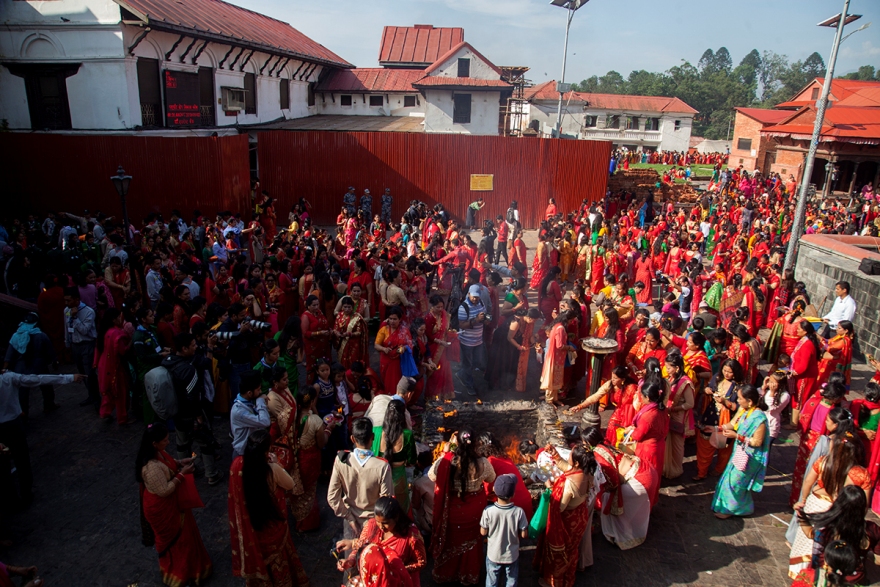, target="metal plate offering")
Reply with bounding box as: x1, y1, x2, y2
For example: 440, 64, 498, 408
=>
581, 336, 619, 355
